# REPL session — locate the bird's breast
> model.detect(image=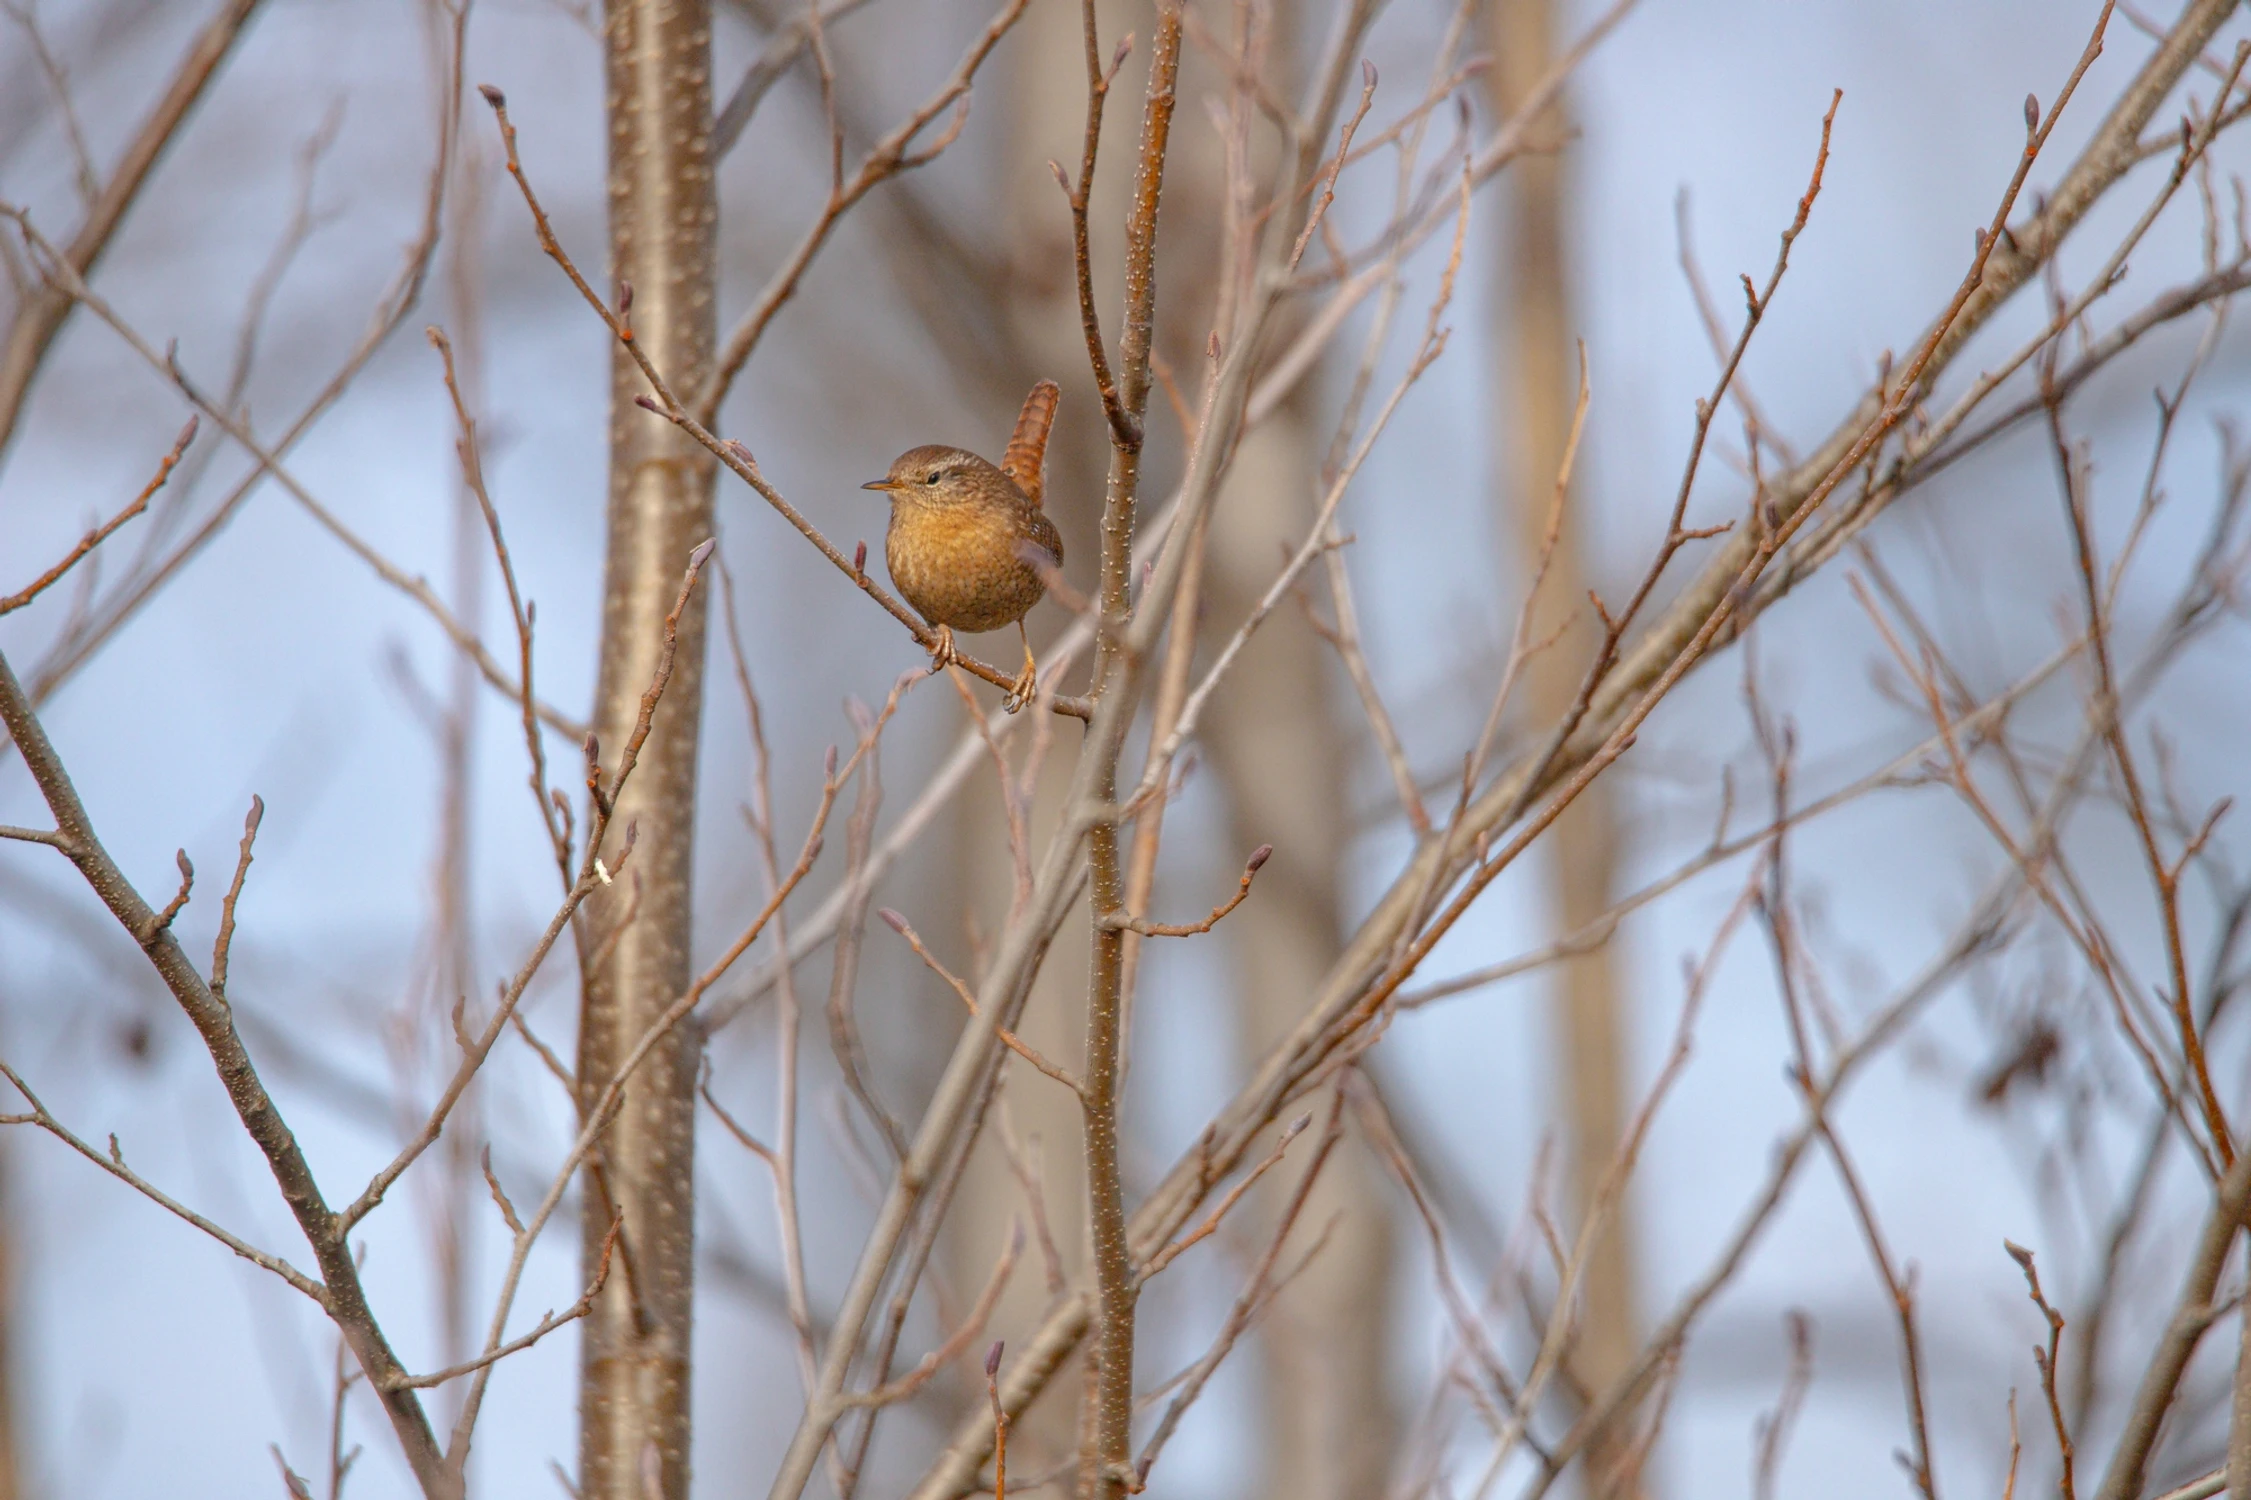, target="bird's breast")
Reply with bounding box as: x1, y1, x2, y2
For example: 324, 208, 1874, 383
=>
885, 503, 1057, 634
